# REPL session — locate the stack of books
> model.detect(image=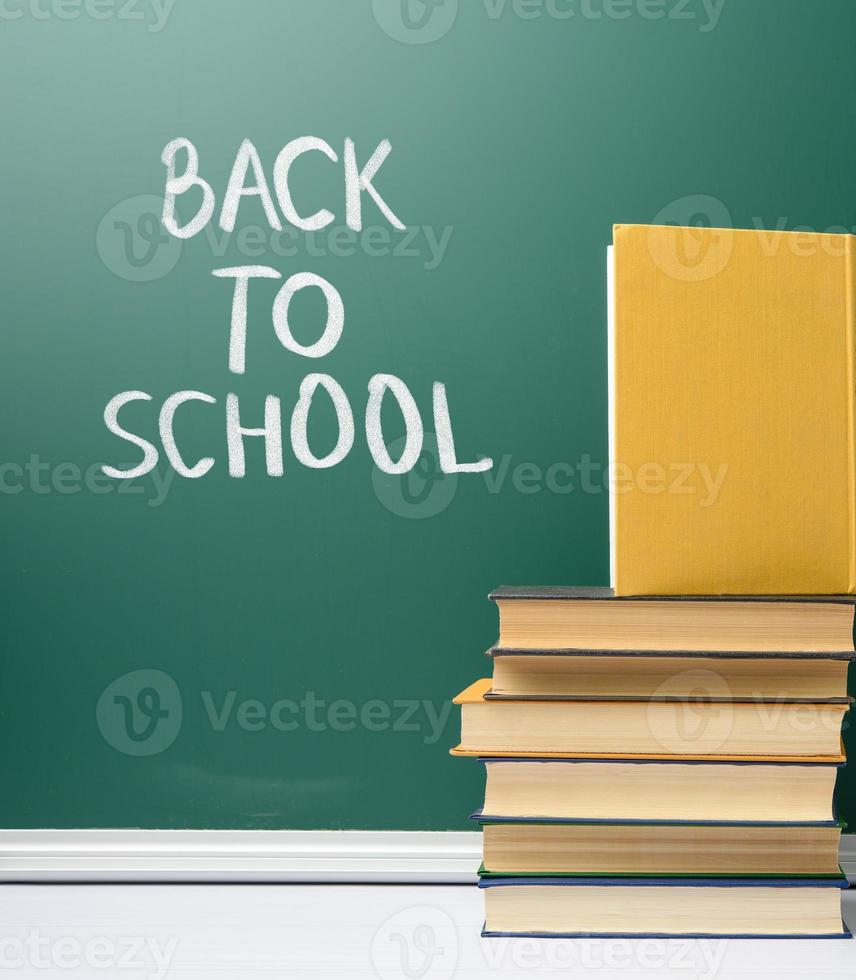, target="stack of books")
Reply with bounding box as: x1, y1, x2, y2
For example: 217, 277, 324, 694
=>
452, 223, 856, 938
453, 589, 853, 937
